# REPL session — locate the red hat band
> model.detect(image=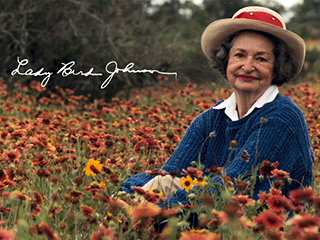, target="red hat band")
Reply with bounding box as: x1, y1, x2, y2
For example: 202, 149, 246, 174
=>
233, 11, 285, 29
